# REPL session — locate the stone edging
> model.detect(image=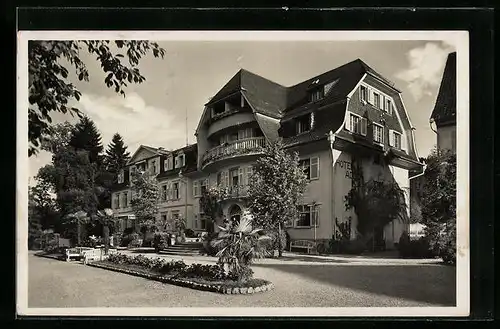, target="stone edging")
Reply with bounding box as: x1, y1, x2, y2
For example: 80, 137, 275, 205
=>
34, 252, 65, 261
87, 262, 274, 295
